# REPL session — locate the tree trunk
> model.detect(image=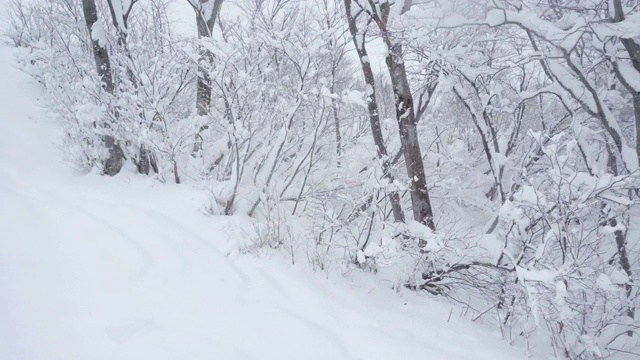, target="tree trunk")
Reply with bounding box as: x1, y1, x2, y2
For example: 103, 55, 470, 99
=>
105, 0, 158, 175
81, 0, 124, 176
610, 2, 638, 332
106, 0, 138, 86
188, 0, 224, 154
82, 0, 113, 92
103, 133, 125, 176
612, 0, 640, 166
371, 3, 435, 229
330, 66, 342, 166
343, 0, 404, 223
604, 142, 635, 333
191, 0, 224, 116
137, 144, 150, 175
